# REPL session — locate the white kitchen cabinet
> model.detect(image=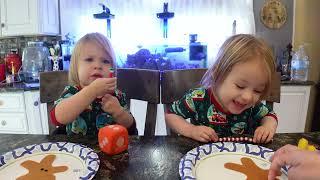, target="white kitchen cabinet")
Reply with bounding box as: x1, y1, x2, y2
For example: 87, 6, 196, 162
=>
0, 0, 59, 36
0, 90, 49, 134
24, 91, 49, 134
274, 85, 311, 133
